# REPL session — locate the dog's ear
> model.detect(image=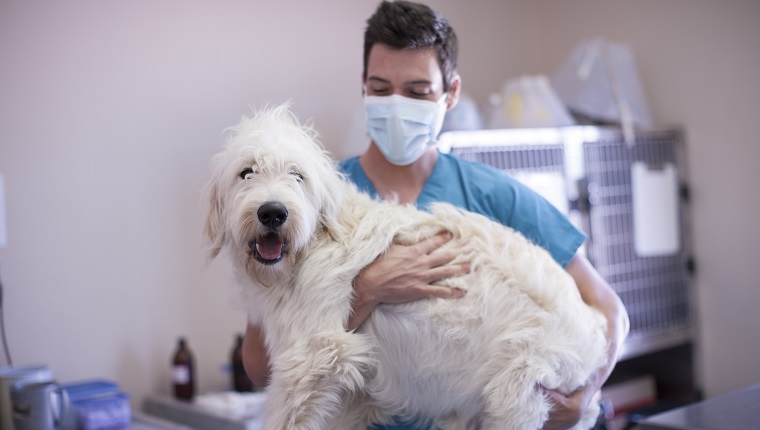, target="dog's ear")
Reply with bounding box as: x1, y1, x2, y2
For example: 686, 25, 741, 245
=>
321, 170, 341, 218
204, 173, 227, 259
312, 150, 346, 237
